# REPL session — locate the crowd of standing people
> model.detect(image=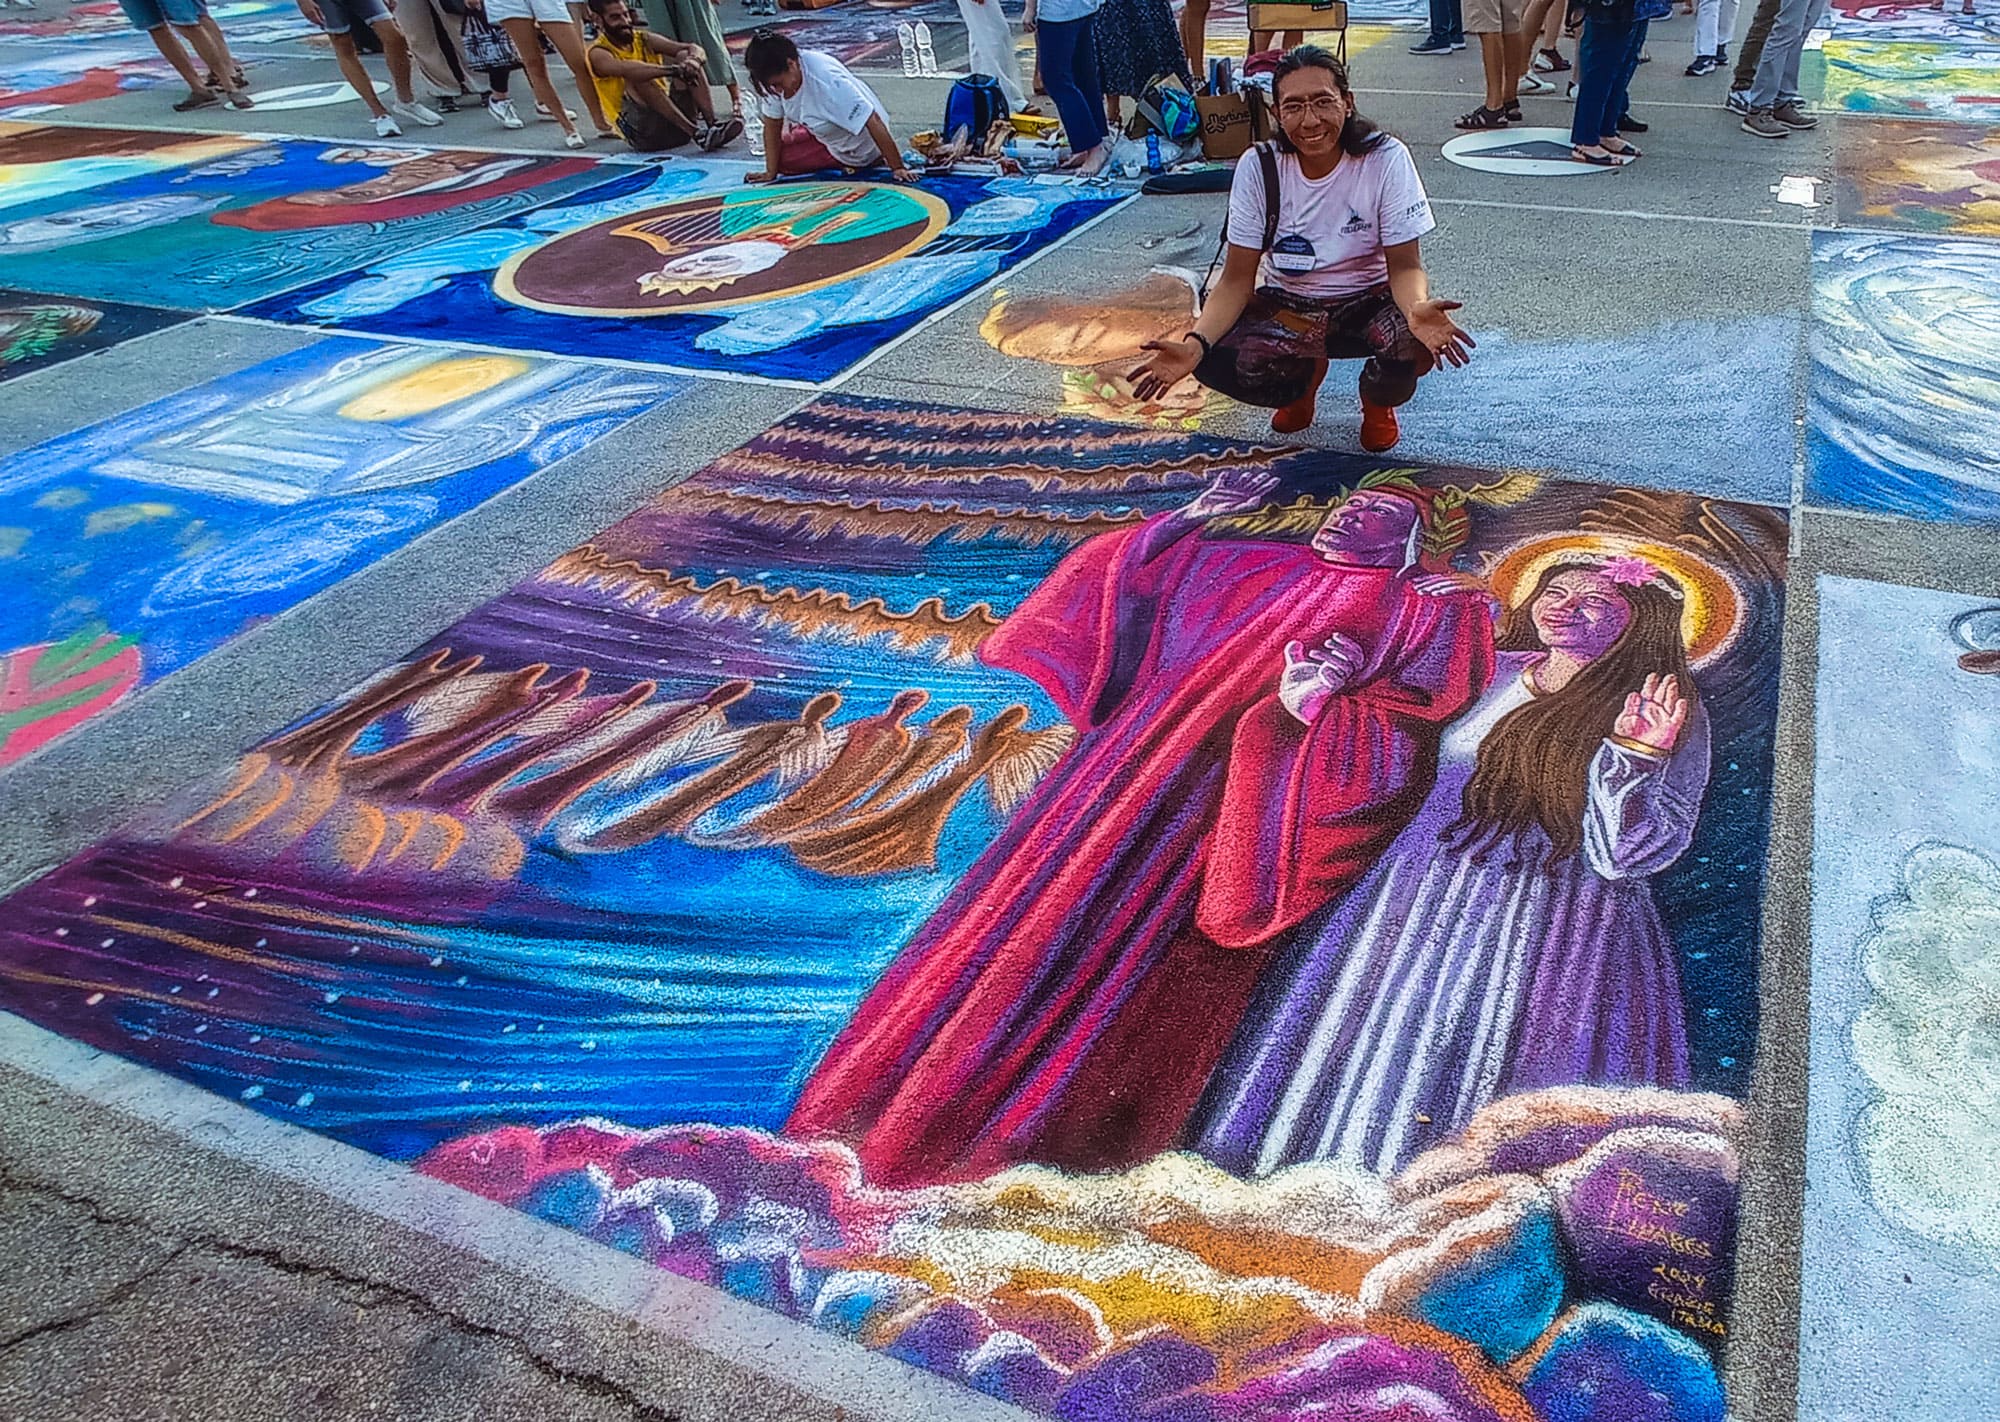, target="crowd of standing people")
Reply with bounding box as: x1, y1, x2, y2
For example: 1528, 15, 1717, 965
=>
1411, 0, 1824, 152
